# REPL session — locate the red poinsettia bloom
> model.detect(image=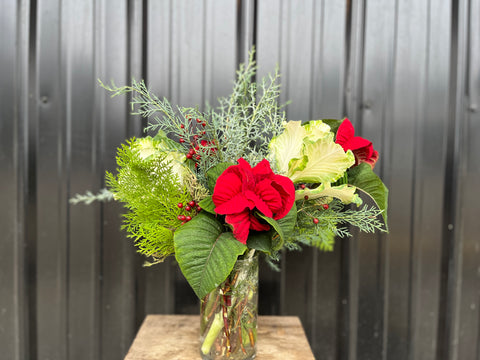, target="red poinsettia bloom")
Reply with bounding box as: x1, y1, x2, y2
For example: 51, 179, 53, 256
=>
212, 158, 295, 244
335, 118, 379, 169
